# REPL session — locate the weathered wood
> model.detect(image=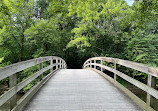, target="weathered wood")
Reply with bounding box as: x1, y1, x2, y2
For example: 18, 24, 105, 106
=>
39, 63, 43, 80
56, 59, 58, 69
23, 69, 143, 111
101, 60, 103, 72
50, 59, 53, 73
9, 73, 17, 110
84, 57, 158, 77
90, 60, 92, 68
60, 60, 62, 68
83, 56, 158, 111
0, 56, 66, 81
85, 63, 158, 100
12, 69, 59, 111
0, 56, 66, 110
0, 64, 57, 106
94, 60, 96, 69
146, 75, 156, 110
89, 68, 155, 111
0, 56, 52, 81
114, 62, 117, 81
